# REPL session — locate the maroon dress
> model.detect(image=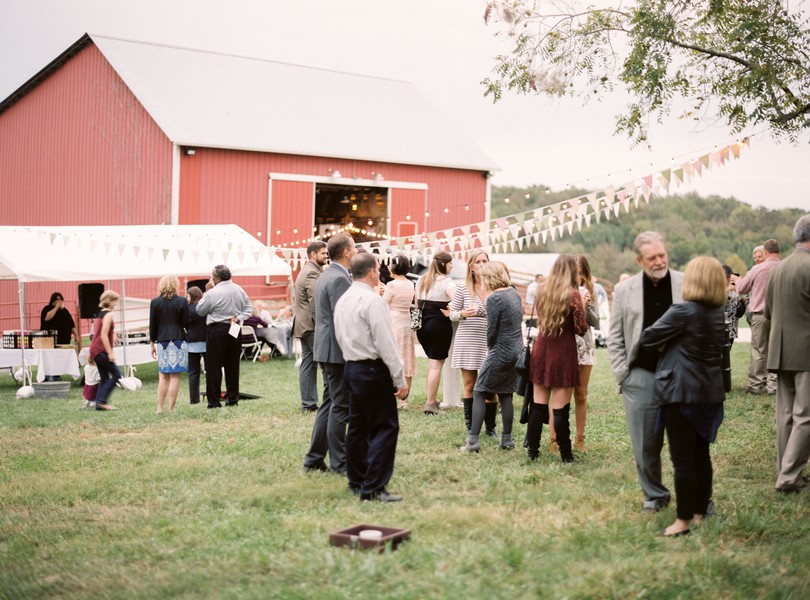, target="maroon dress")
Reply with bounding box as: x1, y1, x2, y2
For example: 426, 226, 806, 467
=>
530, 290, 589, 388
